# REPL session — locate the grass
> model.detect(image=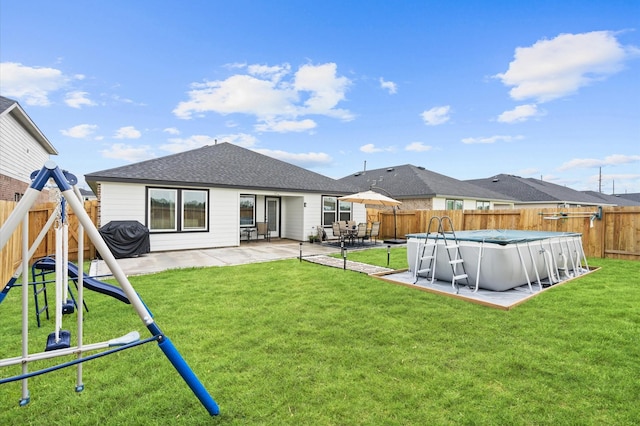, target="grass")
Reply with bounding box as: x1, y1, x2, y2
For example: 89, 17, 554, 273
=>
1, 248, 638, 425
